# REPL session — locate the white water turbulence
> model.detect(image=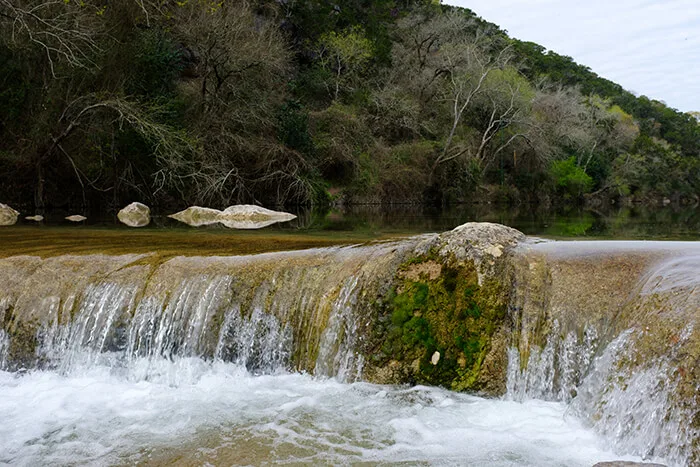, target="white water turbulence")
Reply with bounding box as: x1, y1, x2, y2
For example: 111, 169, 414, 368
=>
0, 359, 647, 466
507, 242, 700, 467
